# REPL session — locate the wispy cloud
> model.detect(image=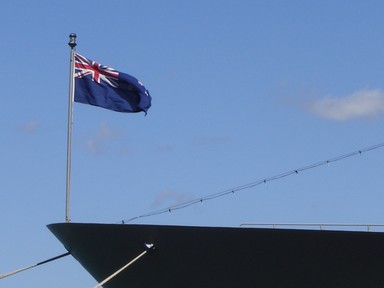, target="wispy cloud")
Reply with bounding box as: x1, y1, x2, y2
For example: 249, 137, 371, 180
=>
192, 136, 230, 146
307, 89, 384, 121
18, 120, 40, 133
151, 189, 193, 209
85, 122, 117, 155
157, 144, 175, 153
